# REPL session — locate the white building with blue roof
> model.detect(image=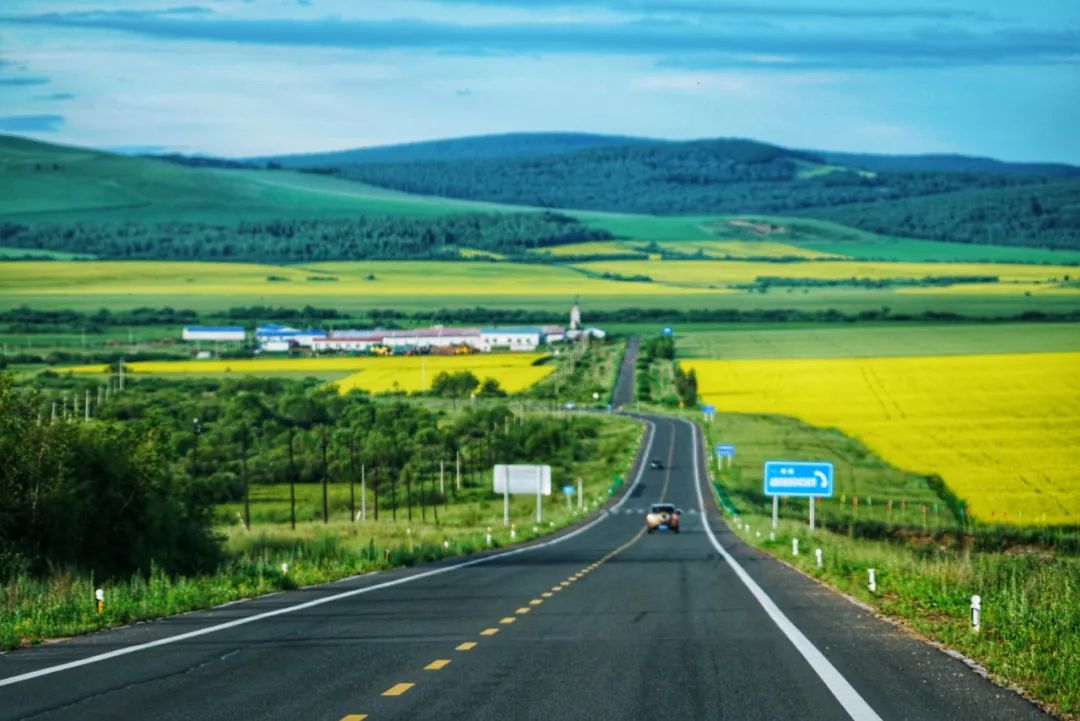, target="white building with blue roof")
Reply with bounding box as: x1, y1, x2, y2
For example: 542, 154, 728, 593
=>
182, 326, 246, 342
